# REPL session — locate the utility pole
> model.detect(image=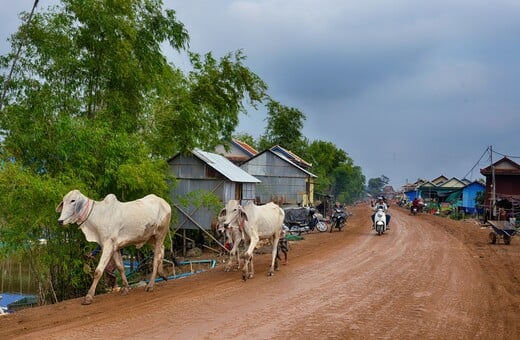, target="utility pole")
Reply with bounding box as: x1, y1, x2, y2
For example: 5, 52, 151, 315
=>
490, 145, 496, 218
